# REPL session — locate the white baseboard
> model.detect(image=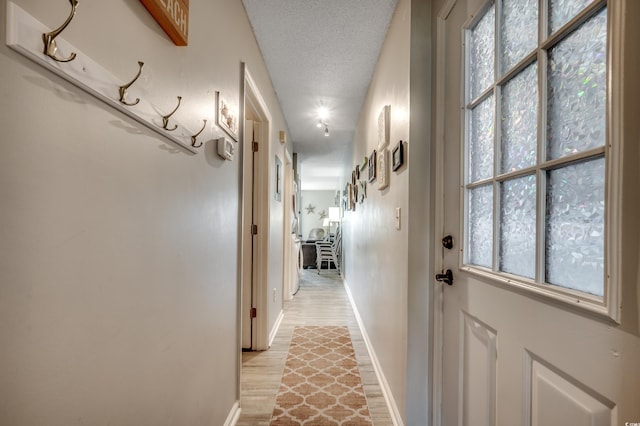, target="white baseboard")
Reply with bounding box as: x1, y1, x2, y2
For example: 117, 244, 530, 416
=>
344, 280, 404, 426
224, 401, 241, 426
269, 309, 284, 347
